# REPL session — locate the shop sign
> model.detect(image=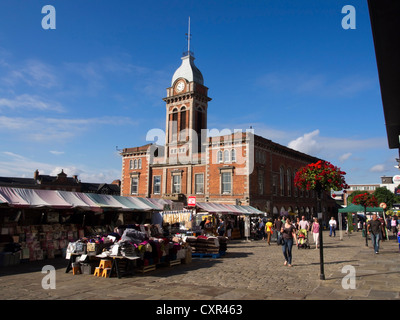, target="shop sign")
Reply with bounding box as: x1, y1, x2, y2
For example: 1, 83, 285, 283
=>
188, 196, 196, 207
393, 175, 400, 184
